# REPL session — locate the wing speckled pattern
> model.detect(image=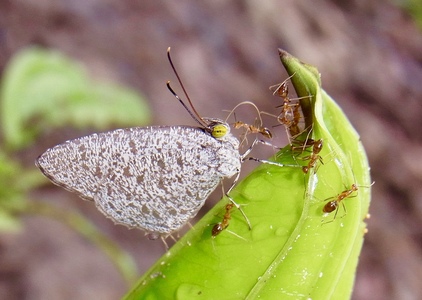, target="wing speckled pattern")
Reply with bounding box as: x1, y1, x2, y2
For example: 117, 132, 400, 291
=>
36, 125, 241, 237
